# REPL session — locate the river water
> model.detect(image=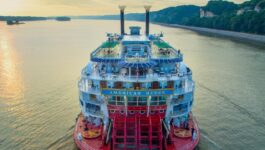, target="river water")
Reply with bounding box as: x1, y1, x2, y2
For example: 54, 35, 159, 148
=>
0, 20, 264, 150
